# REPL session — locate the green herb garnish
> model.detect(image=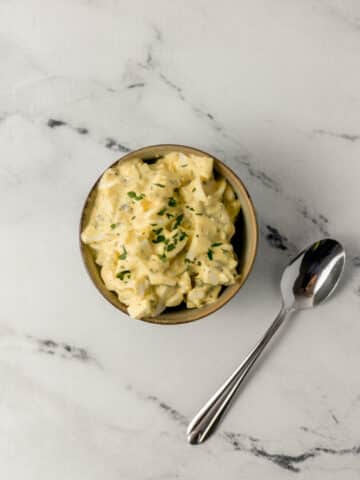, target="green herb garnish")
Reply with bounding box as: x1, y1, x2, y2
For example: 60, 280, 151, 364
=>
166, 243, 176, 251
166, 213, 174, 219
192, 187, 196, 192
152, 227, 163, 235
157, 208, 166, 216
179, 231, 188, 241
168, 197, 177, 207
127, 191, 145, 201
152, 235, 166, 244
116, 270, 131, 280
211, 242, 222, 248
158, 253, 167, 262
196, 212, 203, 216
119, 245, 127, 260
110, 223, 117, 229
154, 183, 165, 188
173, 214, 184, 229
197, 261, 202, 266
186, 206, 195, 212
207, 249, 213, 260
